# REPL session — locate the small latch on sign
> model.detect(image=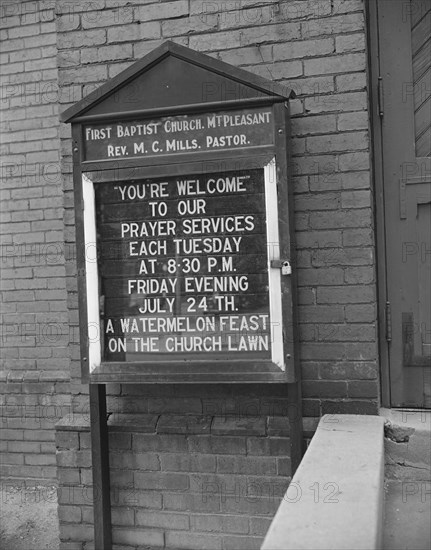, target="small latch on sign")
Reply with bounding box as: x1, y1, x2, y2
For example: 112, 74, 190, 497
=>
270, 259, 292, 275
99, 295, 105, 315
